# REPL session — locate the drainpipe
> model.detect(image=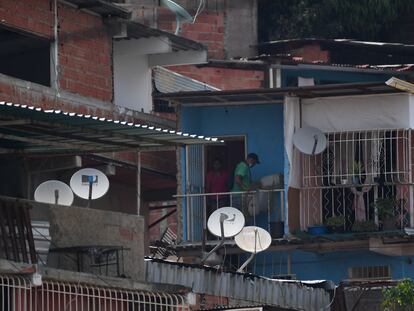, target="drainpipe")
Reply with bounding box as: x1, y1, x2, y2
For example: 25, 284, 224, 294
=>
53, 0, 59, 91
